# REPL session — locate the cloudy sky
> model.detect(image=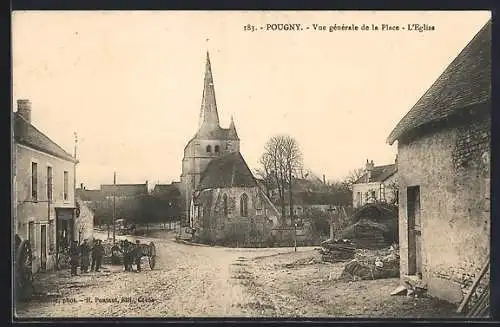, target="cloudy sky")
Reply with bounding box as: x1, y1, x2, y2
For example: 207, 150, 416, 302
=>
12, 11, 491, 189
